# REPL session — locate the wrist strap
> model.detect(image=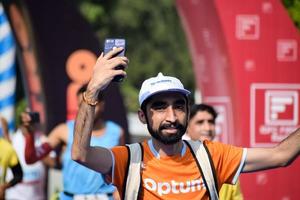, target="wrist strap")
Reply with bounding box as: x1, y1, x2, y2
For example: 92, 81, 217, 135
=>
82, 91, 98, 106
